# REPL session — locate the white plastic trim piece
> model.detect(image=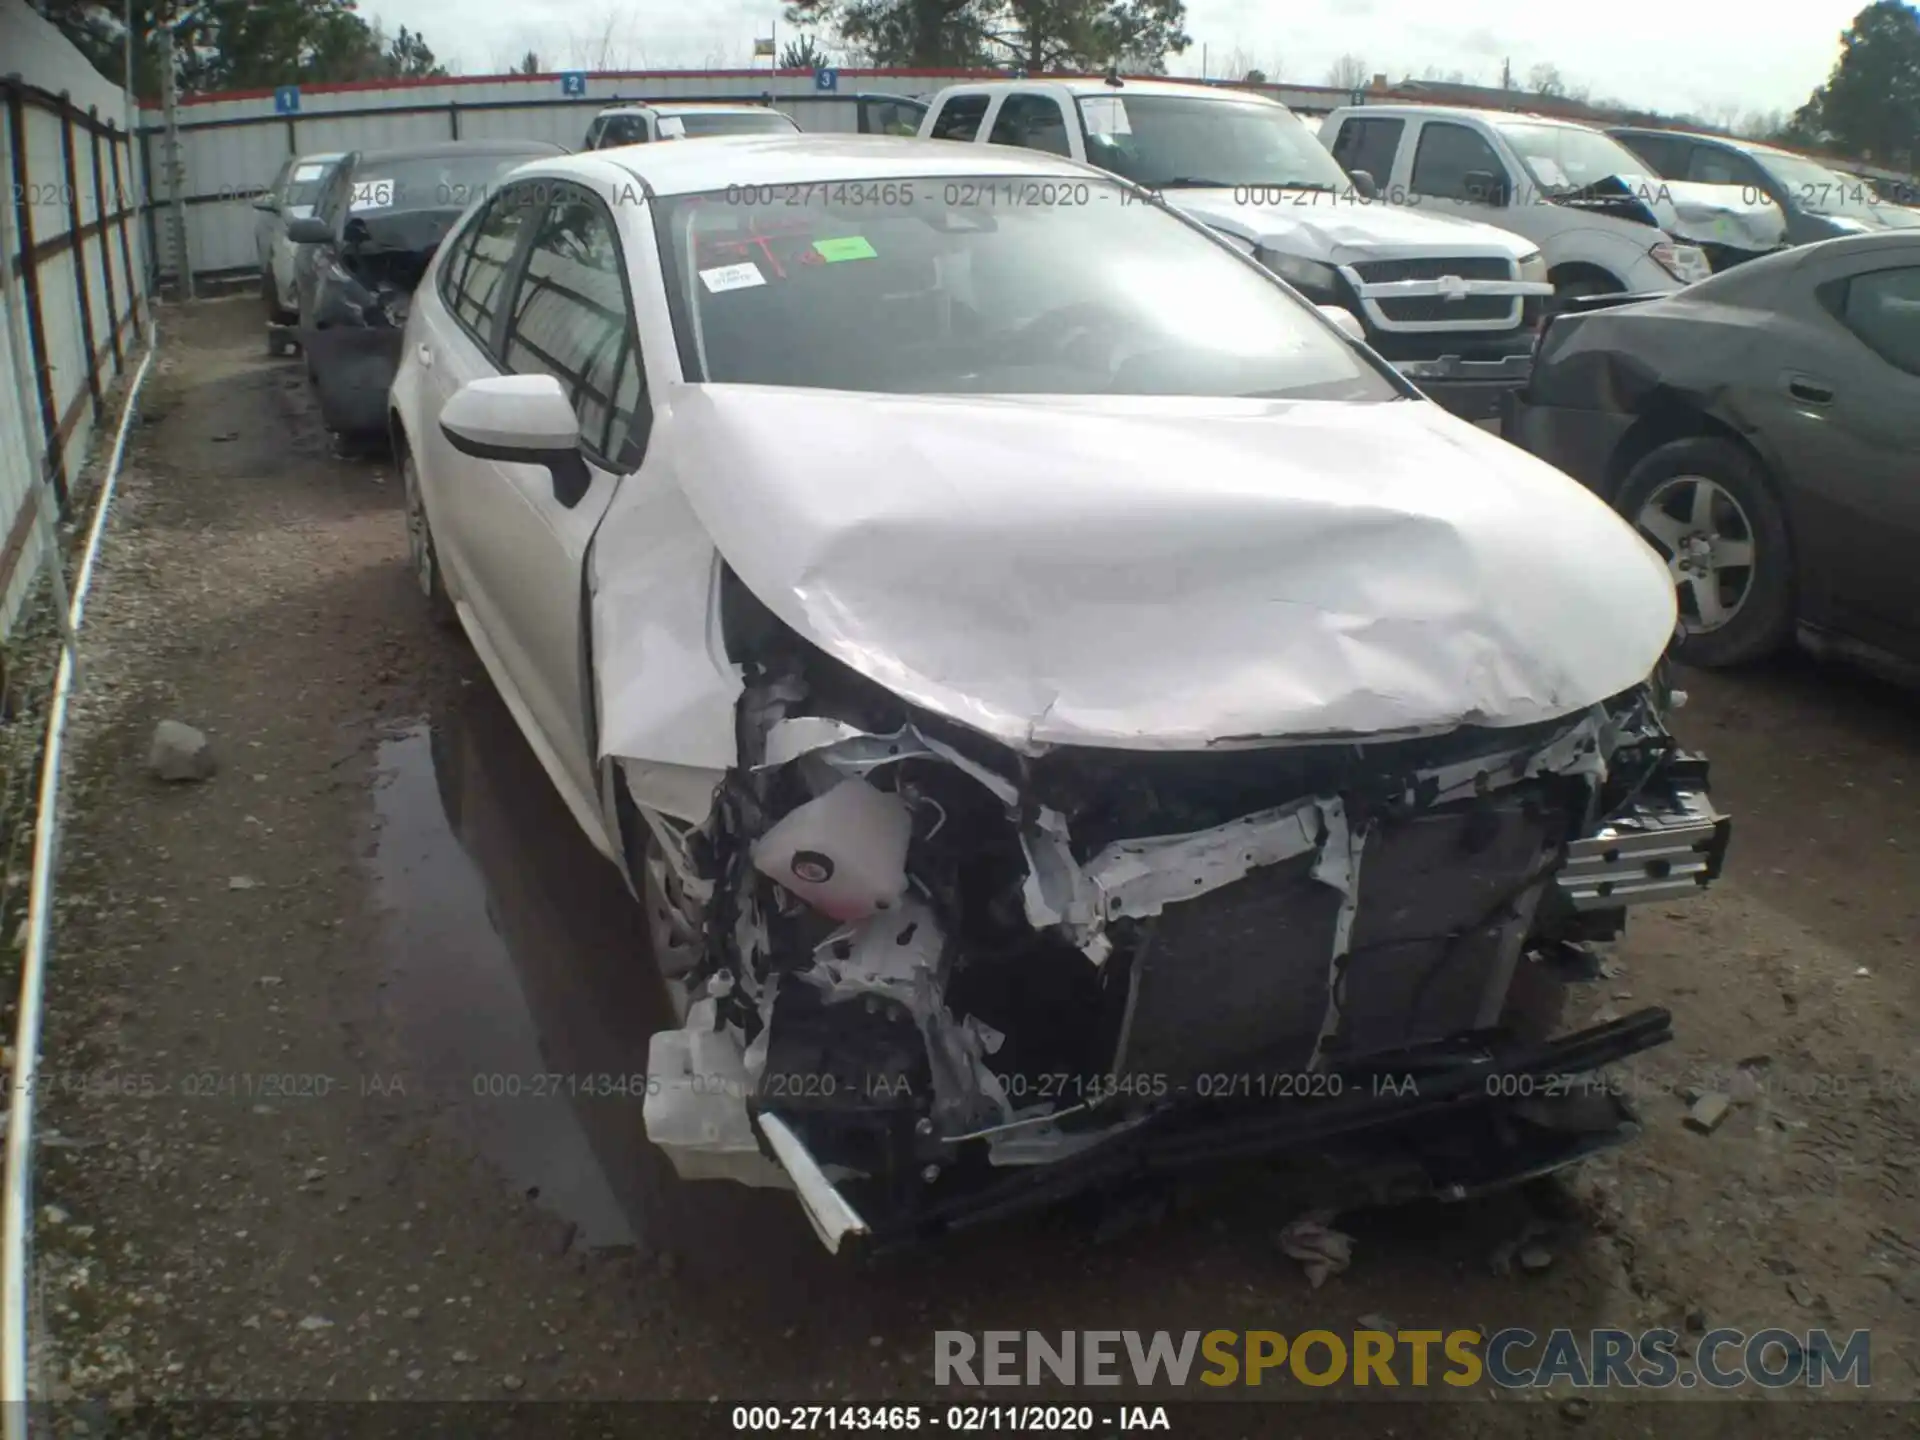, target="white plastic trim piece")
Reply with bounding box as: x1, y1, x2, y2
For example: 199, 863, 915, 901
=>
2, 324, 157, 1433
